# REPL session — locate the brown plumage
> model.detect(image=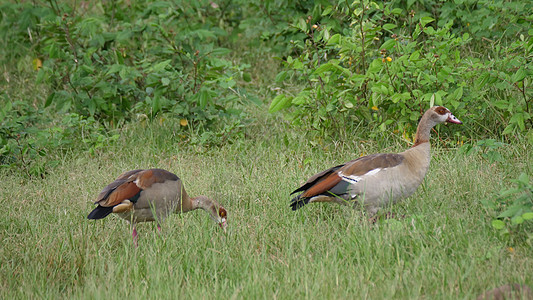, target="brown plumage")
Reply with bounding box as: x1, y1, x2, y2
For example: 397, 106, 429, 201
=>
290, 106, 462, 216
88, 169, 227, 245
